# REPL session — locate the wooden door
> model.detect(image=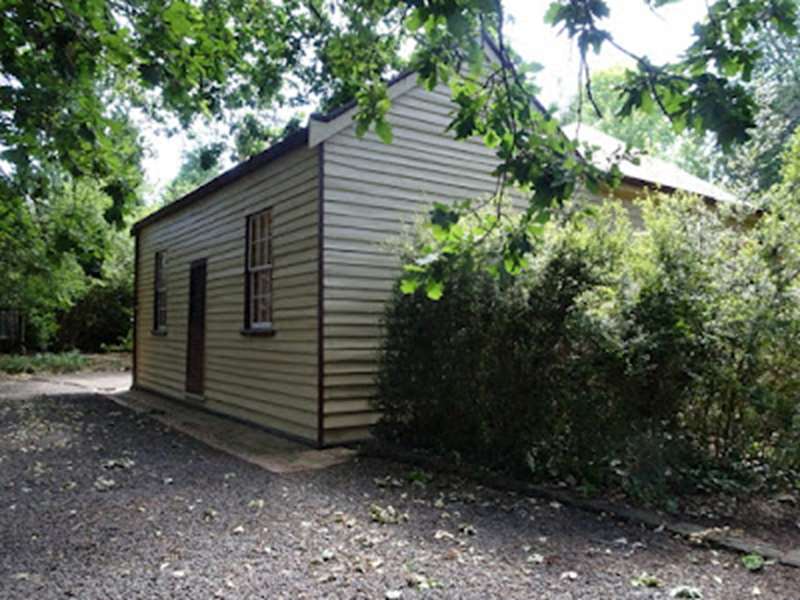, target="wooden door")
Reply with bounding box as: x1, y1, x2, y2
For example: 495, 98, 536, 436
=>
185, 259, 207, 396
